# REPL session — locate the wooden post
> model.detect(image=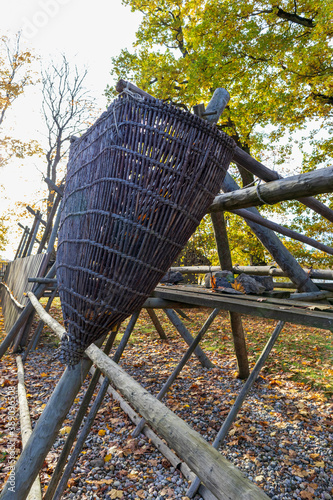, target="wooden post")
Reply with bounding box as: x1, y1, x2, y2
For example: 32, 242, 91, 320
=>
37, 191, 62, 254
187, 320, 285, 497
164, 309, 215, 368
211, 211, 249, 379
146, 308, 168, 340
14, 227, 28, 260
132, 308, 220, 438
